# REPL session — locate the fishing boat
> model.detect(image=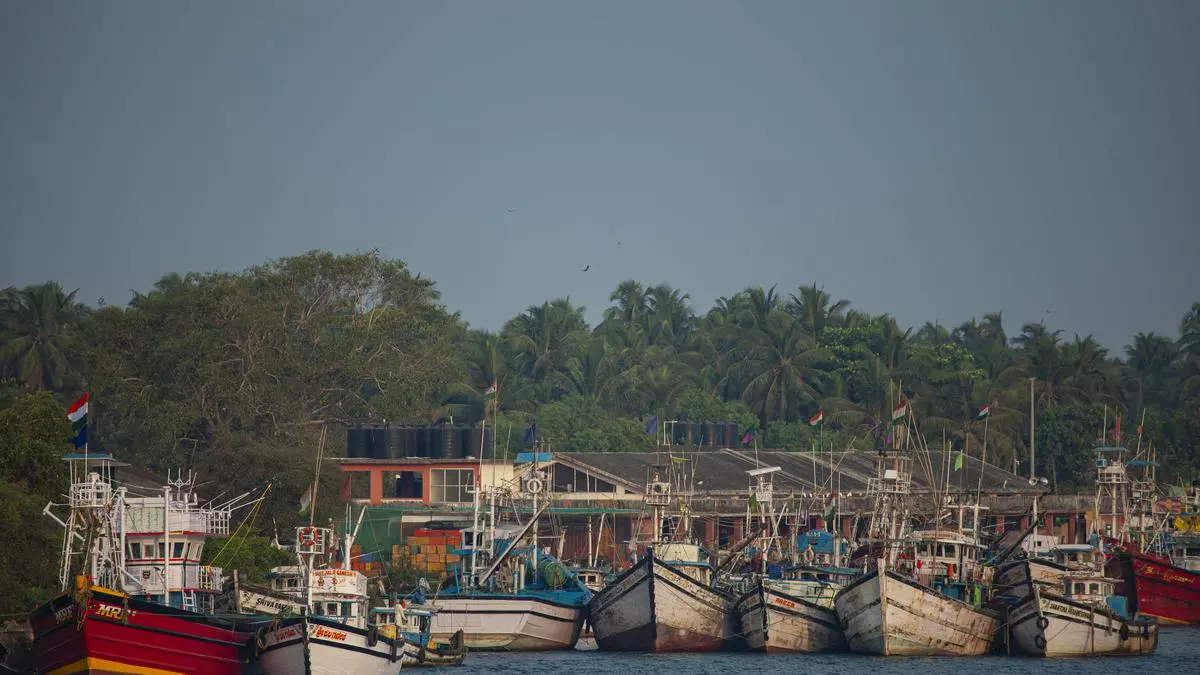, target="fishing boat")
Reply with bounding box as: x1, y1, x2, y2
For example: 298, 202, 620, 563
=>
411, 452, 590, 651
372, 599, 467, 667
30, 447, 263, 675
589, 459, 734, 652
835, 403, 1000, 656
1097, 441, 1200, 624
255, 524, 406, 675
998, 543, 1157, 656
732, 466, 851, 653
